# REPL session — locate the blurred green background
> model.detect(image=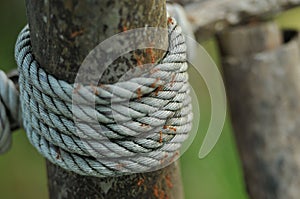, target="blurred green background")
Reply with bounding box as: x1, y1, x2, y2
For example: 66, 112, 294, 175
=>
1, 1, 300, 198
